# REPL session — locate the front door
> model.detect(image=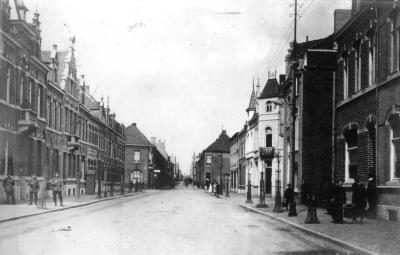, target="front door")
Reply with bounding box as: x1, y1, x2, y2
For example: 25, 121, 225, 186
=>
86, 175, 95, 194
